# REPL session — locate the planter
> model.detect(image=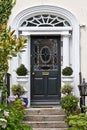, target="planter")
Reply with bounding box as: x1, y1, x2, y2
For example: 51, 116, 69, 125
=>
22, 97, 28, 107
17, 75, 29, 82
62, 75, 74, 85
16, 76, 29, 107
